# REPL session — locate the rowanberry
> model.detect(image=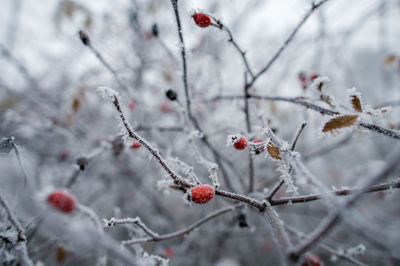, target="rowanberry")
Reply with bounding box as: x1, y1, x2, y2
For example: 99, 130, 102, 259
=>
47, 190, 76, 213
233, 136, 248, 150
130, 140, 141, 149
192, 13, 211, 28
301, 253, 322, 266
189, 184, 214, 204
